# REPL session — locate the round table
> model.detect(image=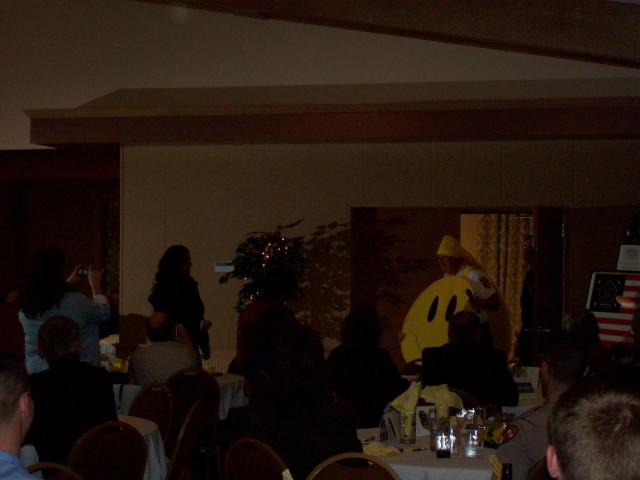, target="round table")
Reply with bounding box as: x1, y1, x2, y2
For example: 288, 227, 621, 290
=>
118, 415, 167, 480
